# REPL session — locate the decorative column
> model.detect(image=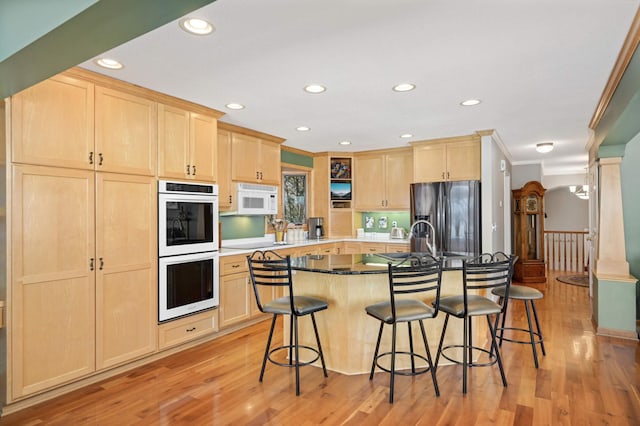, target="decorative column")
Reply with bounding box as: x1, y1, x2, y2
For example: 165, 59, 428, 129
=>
594, 157, 637, 340
596, 157, 630, 276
